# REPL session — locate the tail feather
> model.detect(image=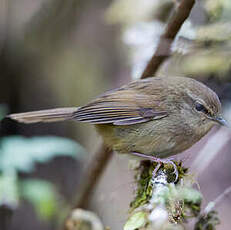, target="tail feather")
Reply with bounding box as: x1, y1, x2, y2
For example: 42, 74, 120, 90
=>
7, 107, 78, 124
